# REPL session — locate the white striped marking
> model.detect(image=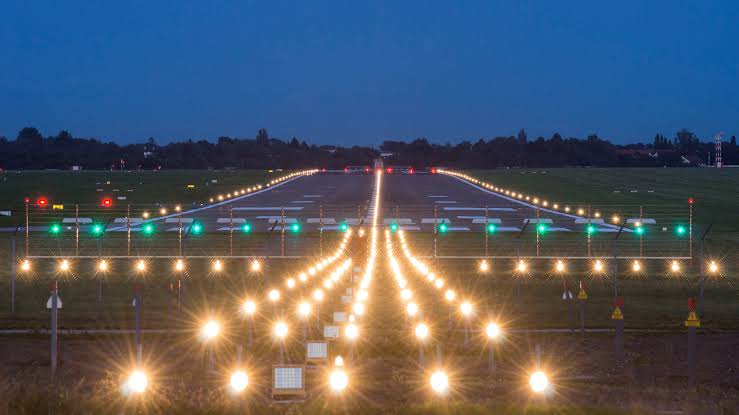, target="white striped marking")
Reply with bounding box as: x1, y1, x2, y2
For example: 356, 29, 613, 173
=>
443, 207, 516, 212
232, 207, 303, 211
